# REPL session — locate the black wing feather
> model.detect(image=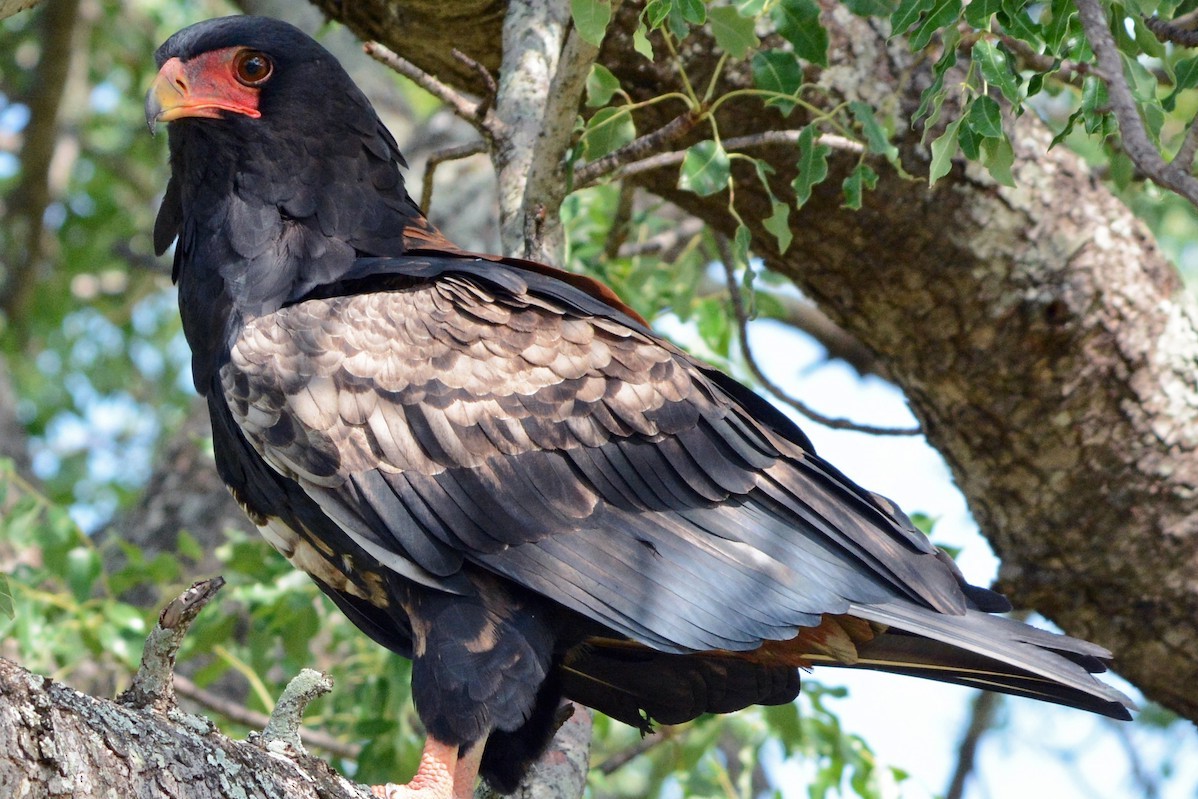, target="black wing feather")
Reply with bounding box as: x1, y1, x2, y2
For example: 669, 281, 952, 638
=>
221, 253, 1133, 719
